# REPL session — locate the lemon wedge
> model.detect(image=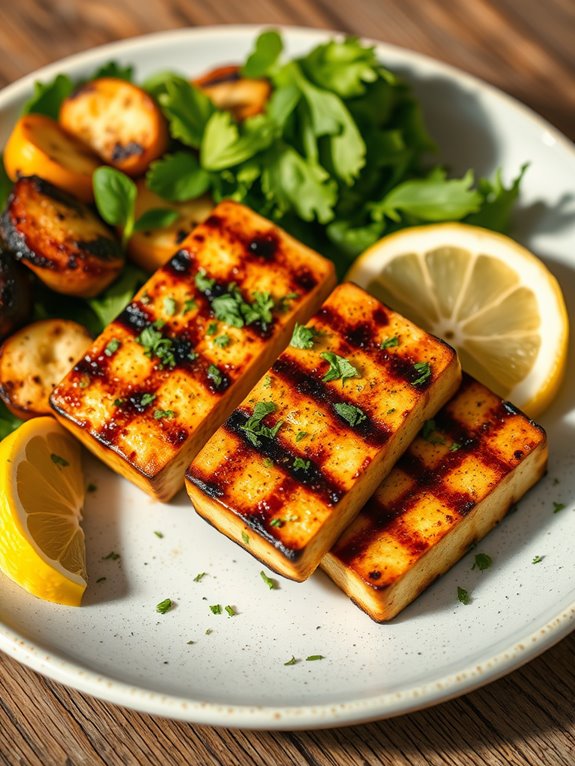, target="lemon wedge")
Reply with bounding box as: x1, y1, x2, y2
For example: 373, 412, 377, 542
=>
347, 223, 568, 417
0, 417, 87, 605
